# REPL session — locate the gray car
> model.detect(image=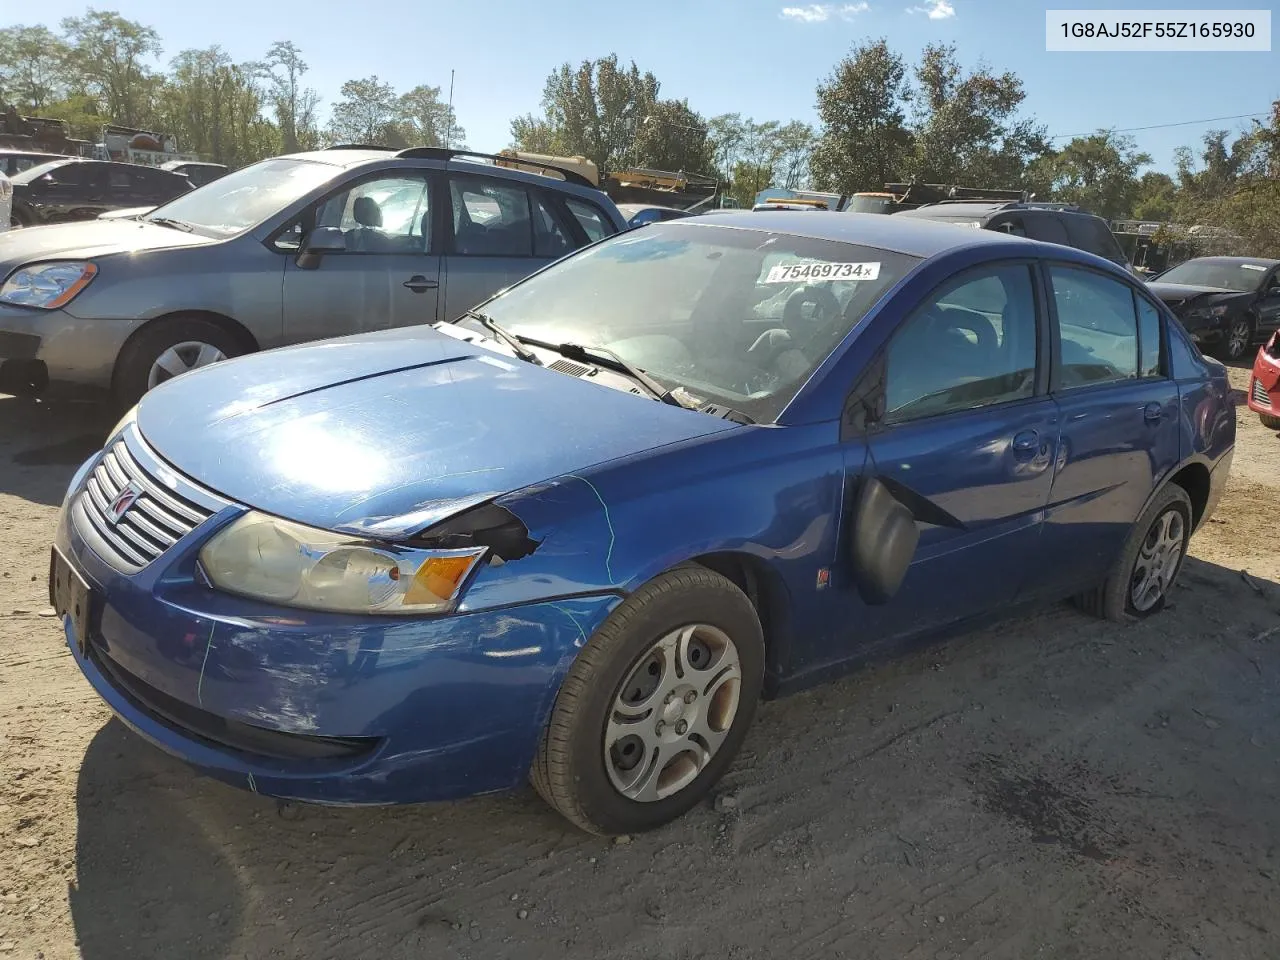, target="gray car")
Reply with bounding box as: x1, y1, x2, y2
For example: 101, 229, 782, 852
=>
0, 146, 626, 406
